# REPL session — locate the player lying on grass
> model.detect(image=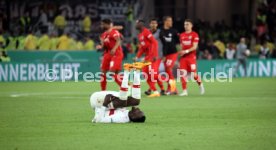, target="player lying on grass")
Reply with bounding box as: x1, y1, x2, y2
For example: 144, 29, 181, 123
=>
90, 62, 150, 123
